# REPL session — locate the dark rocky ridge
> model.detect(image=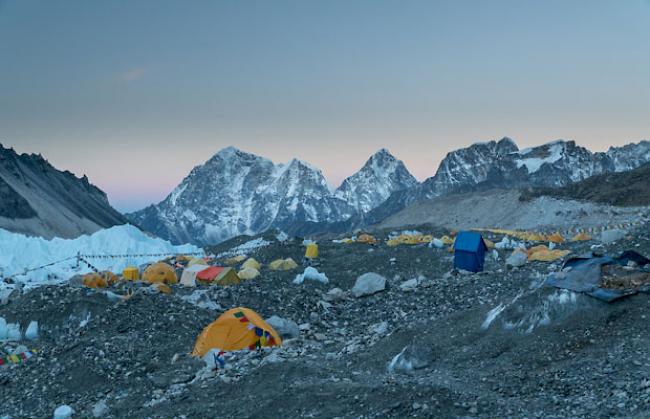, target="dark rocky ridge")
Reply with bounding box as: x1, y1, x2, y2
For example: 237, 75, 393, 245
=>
521, 162, 650, 207
0, 144, 128, 238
